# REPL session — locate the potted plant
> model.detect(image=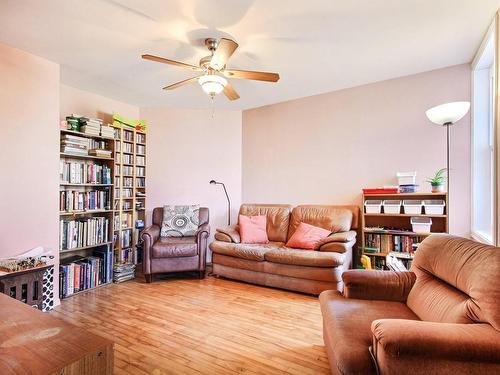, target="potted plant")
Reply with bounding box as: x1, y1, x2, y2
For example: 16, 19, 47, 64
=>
427, 168, 447, 192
